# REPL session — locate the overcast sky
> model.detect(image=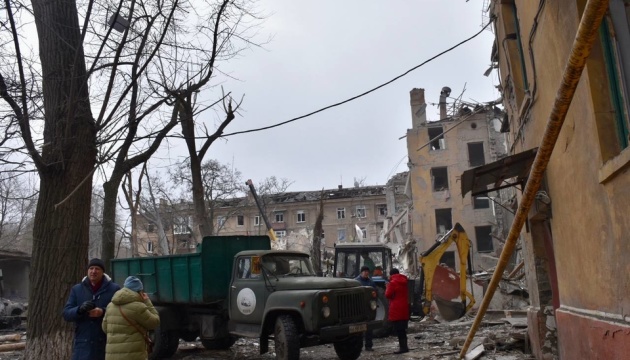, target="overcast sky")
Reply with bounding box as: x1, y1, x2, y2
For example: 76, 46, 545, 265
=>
157, 1, 500, 192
